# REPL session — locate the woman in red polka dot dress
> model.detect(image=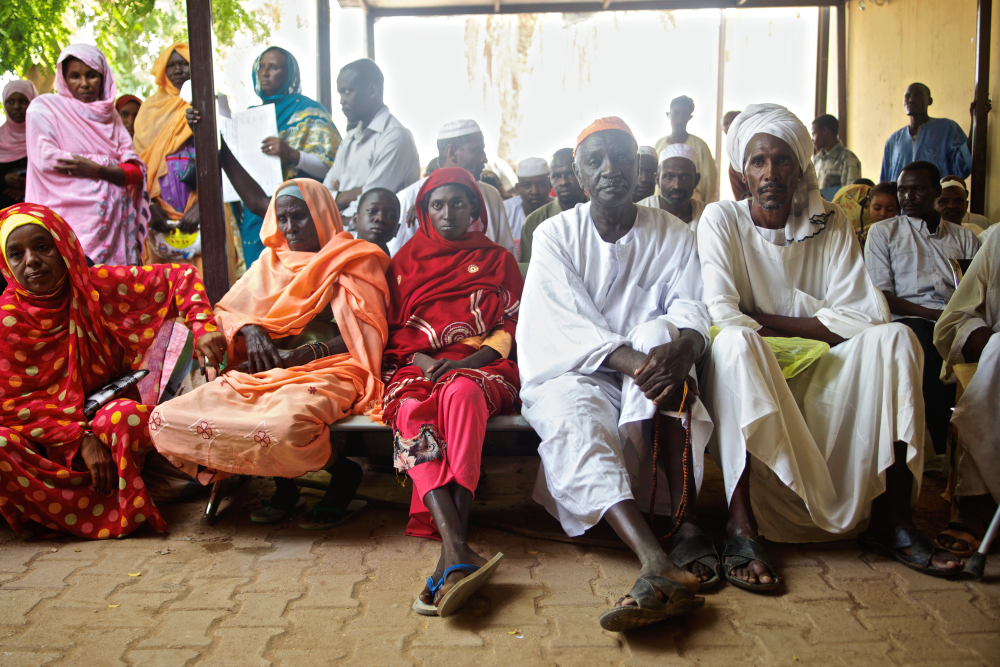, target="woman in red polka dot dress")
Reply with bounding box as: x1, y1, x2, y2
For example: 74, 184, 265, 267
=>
0, 203, 226, 539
